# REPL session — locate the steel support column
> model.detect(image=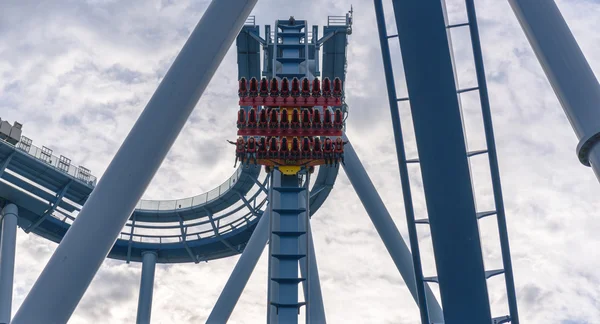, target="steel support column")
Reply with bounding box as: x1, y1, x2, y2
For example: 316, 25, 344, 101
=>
12, 1, 257, 322
136, 251, 157, 324
298, 215, 326, 324
372, 0, 430, 322
508, 0, 600, 183
207, 208, 271, 324
0, 204, 18, 324
341, 135, 443, 322
390, 1, 491, 321
465, 1, 520, 322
